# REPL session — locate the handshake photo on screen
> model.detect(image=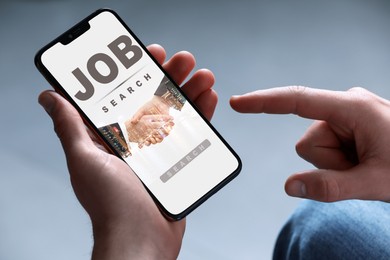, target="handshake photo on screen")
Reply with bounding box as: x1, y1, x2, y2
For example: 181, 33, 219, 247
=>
99, 75, 186, 157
